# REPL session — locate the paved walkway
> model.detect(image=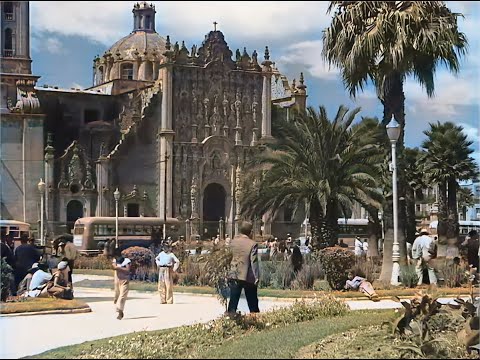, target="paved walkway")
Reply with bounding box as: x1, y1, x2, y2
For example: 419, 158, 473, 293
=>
0, 275, 465, 359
